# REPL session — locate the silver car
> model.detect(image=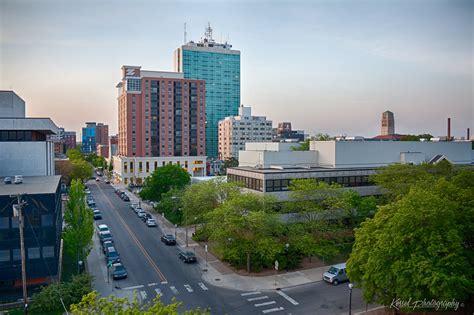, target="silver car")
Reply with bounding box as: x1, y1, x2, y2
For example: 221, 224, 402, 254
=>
323, 263, 348, 285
